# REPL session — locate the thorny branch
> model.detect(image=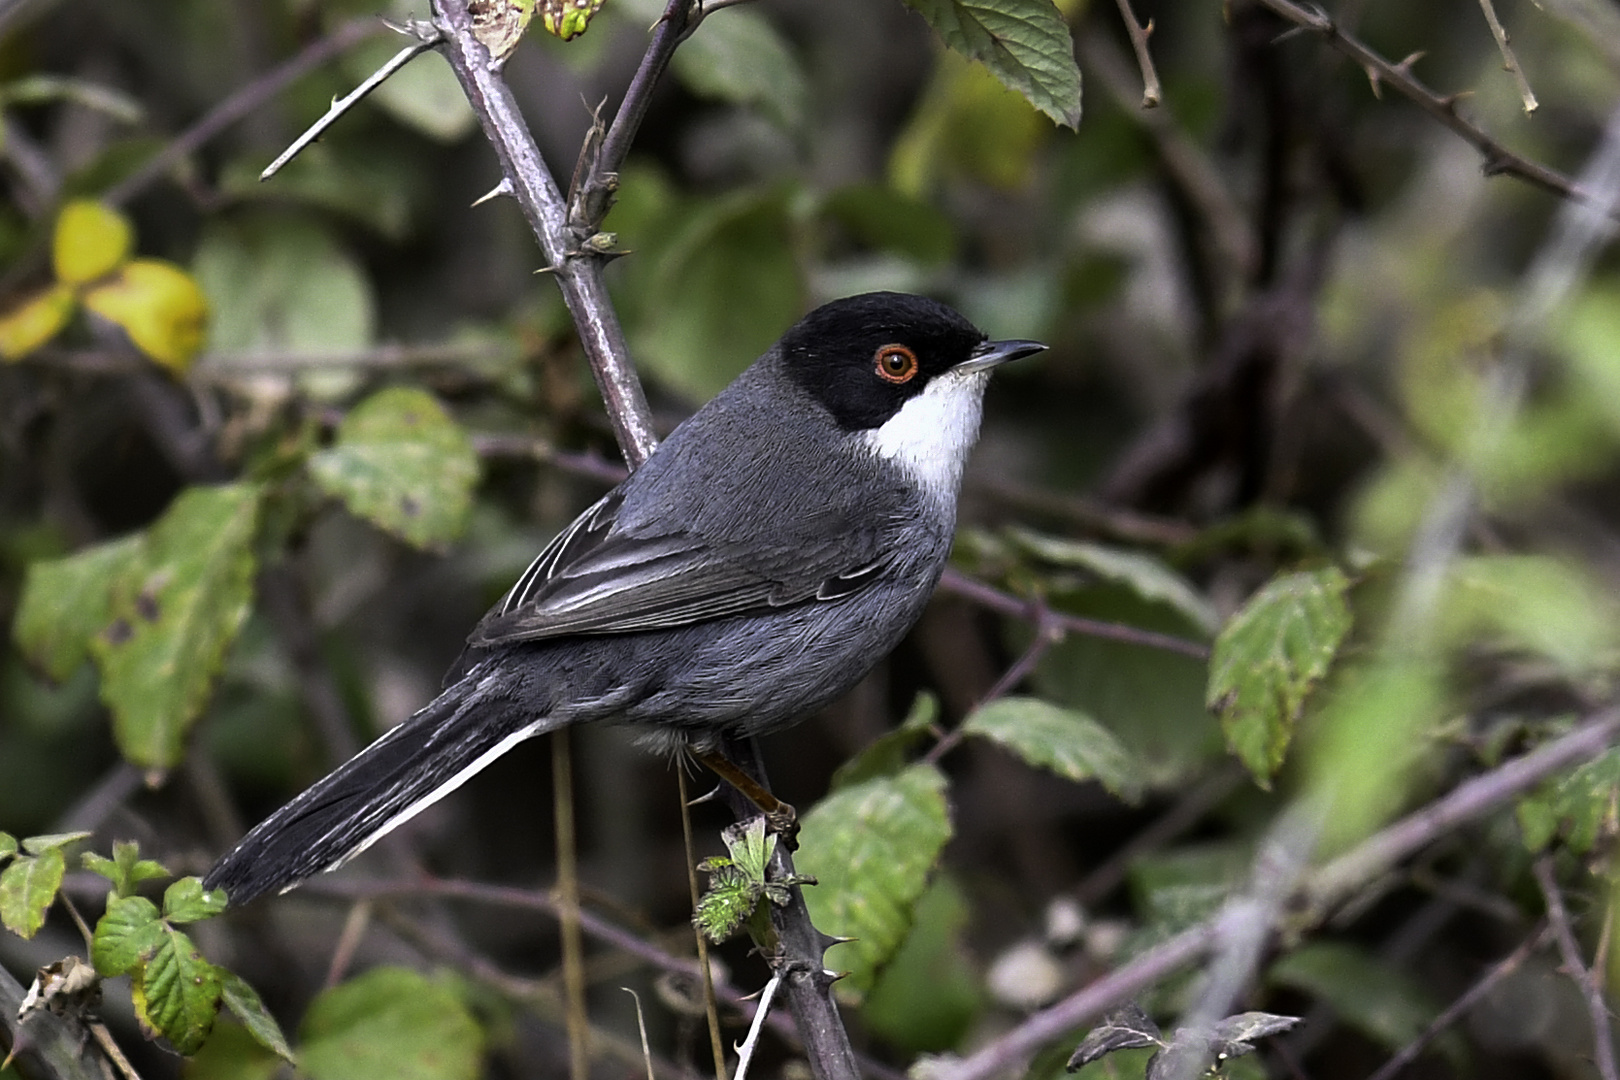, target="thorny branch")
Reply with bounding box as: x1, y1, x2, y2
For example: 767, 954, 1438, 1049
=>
431, 0, 658, 465
1533, 856, 1620, 1080
1252, 0, 1619, 217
